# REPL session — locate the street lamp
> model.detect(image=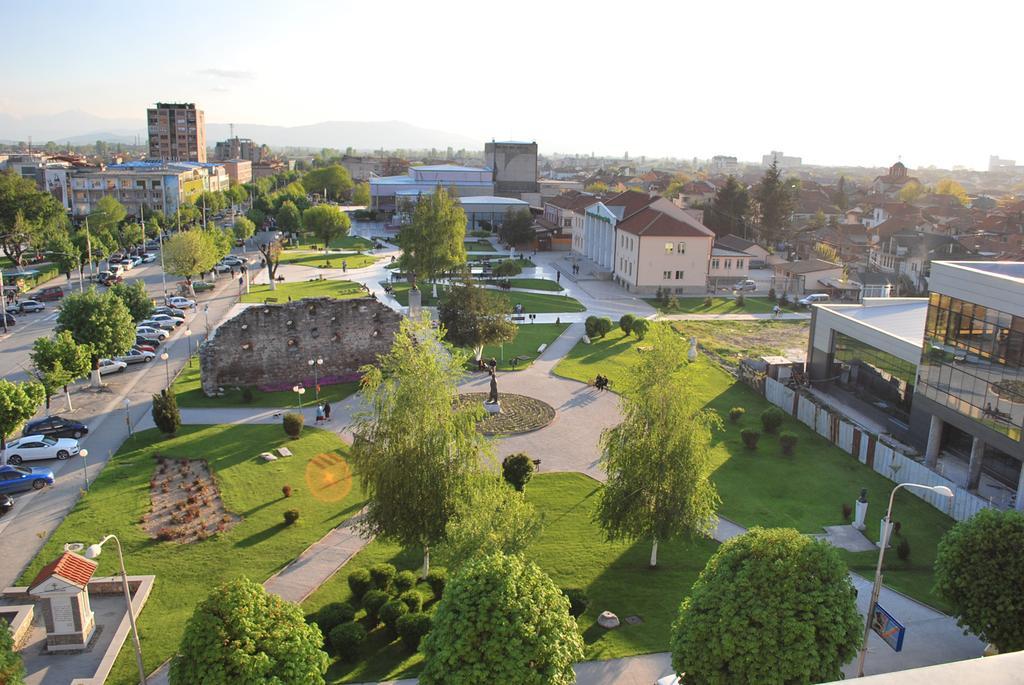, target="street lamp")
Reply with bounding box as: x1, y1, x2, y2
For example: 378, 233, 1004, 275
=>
84, 535, 147, 684
79, 448, 90, 491
160, 352, 170, 388
308, 358, 324, 402
292, 384, 306, 409
203, 304, 210, 338
185, 328, 193, 366
124, 398, 133, 437
856, 482, 954, 677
